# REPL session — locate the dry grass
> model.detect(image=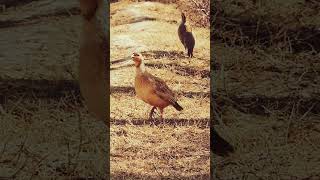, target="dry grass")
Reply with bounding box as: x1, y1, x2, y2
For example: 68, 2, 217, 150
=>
3, 0, 319, 179
111, 0, 210, 27
0, 90, 109, 178
110, 0, 210, 179
0, 0, 108, 178
0, 0, 210, 178
212, 0, 320, 179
